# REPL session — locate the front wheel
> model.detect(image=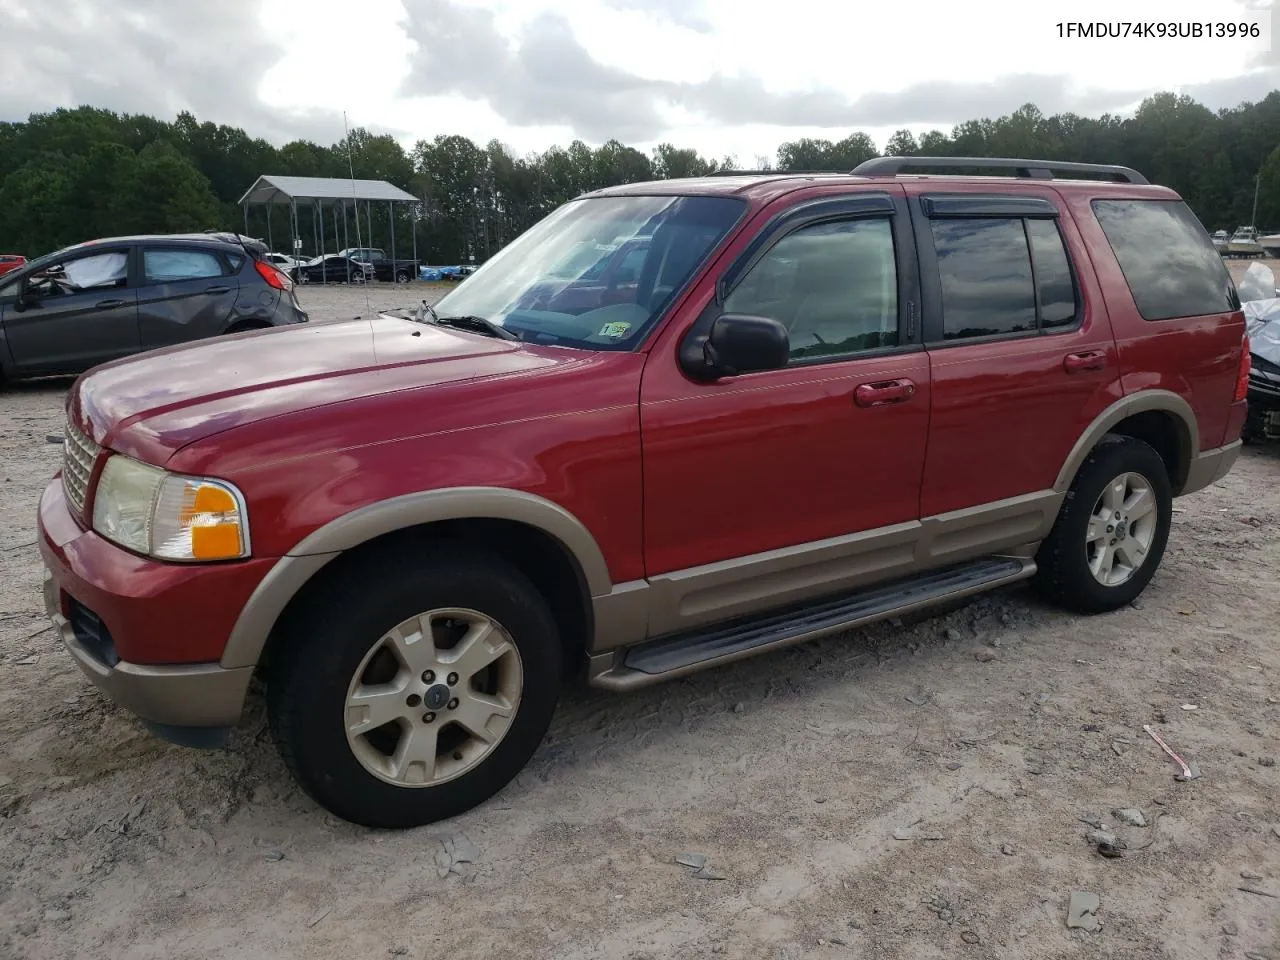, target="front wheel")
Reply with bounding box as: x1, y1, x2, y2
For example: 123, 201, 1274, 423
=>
267, 547, 563, 828
1033, 435, 1173, 613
